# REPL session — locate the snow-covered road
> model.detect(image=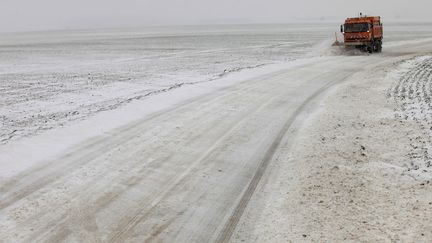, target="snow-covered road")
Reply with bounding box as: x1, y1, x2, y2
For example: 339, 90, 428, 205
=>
2, 44, 429, 242
1, 26, 432, 241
